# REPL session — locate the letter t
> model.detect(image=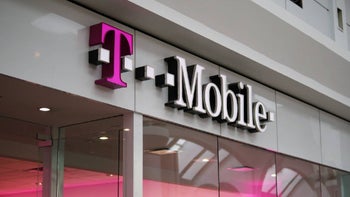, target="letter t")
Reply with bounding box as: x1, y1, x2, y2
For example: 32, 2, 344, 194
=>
89, 23, 133, 89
